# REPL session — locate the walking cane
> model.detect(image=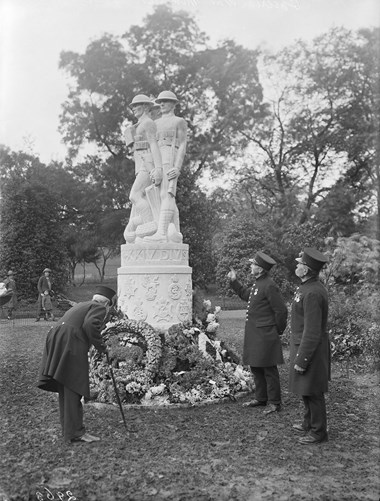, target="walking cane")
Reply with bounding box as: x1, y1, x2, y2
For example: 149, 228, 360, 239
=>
105, 350, 128, 432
